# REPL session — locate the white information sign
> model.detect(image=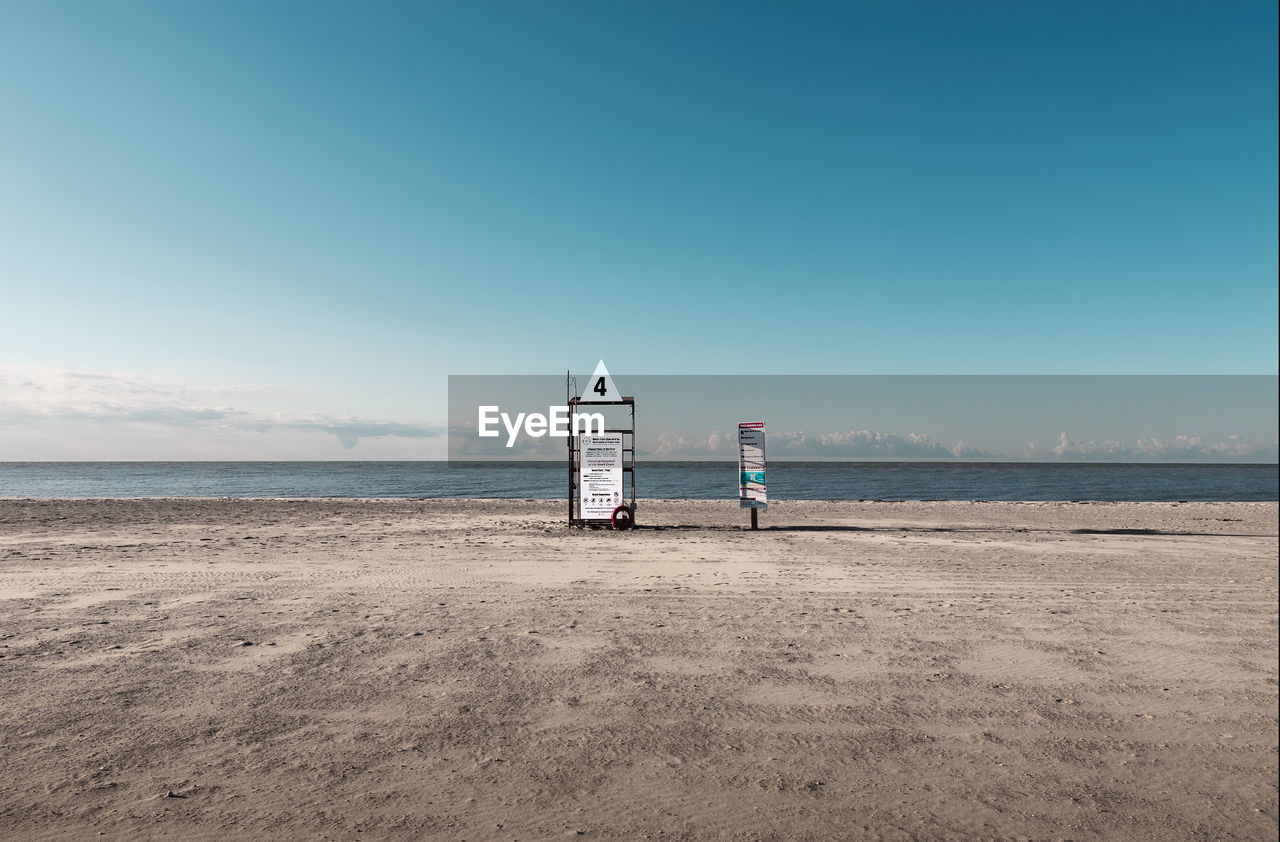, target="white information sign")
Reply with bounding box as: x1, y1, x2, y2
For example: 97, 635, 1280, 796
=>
738, 422, 767, 509
579, 433, 624, 519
